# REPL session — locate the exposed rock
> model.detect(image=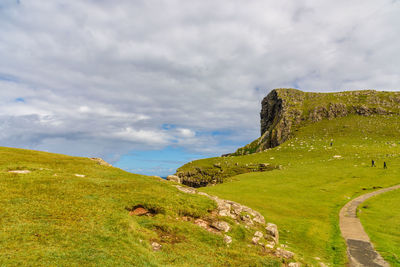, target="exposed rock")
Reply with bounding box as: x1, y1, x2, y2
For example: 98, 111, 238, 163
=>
151, 242, 162, 251
254, 231, 263, 238
223, 235, 232, 244
252, 236, 261, 244
74, 174, 85, 177
129, 207, 148, 216
90, 157, 112, 167
167, 175, 181, 183
265, 223, 279, 244
211, 221, 231, 232
275, 248, 294, 259
288, 263, 301, 267
194, 219, 209, 229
